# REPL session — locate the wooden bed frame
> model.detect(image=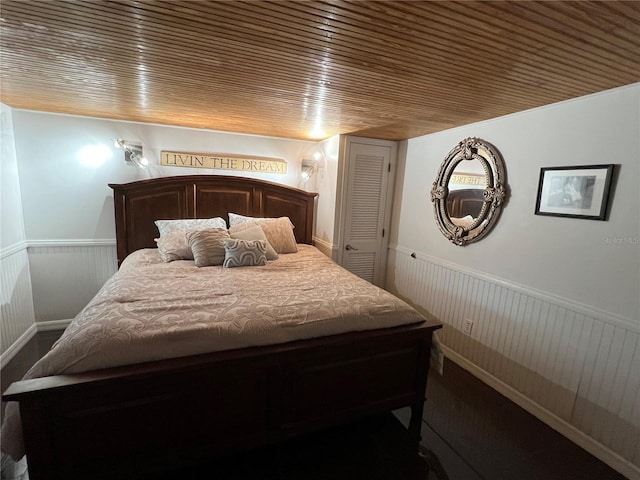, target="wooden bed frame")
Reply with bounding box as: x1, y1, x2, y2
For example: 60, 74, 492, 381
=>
3, 175, 442, 480
109, 174, 319, 266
